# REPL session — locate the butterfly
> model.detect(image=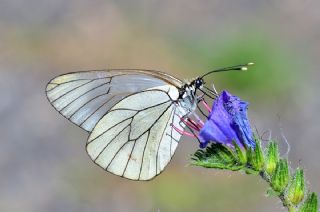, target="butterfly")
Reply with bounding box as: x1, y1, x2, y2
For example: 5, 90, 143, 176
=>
46, 63, 252, 180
